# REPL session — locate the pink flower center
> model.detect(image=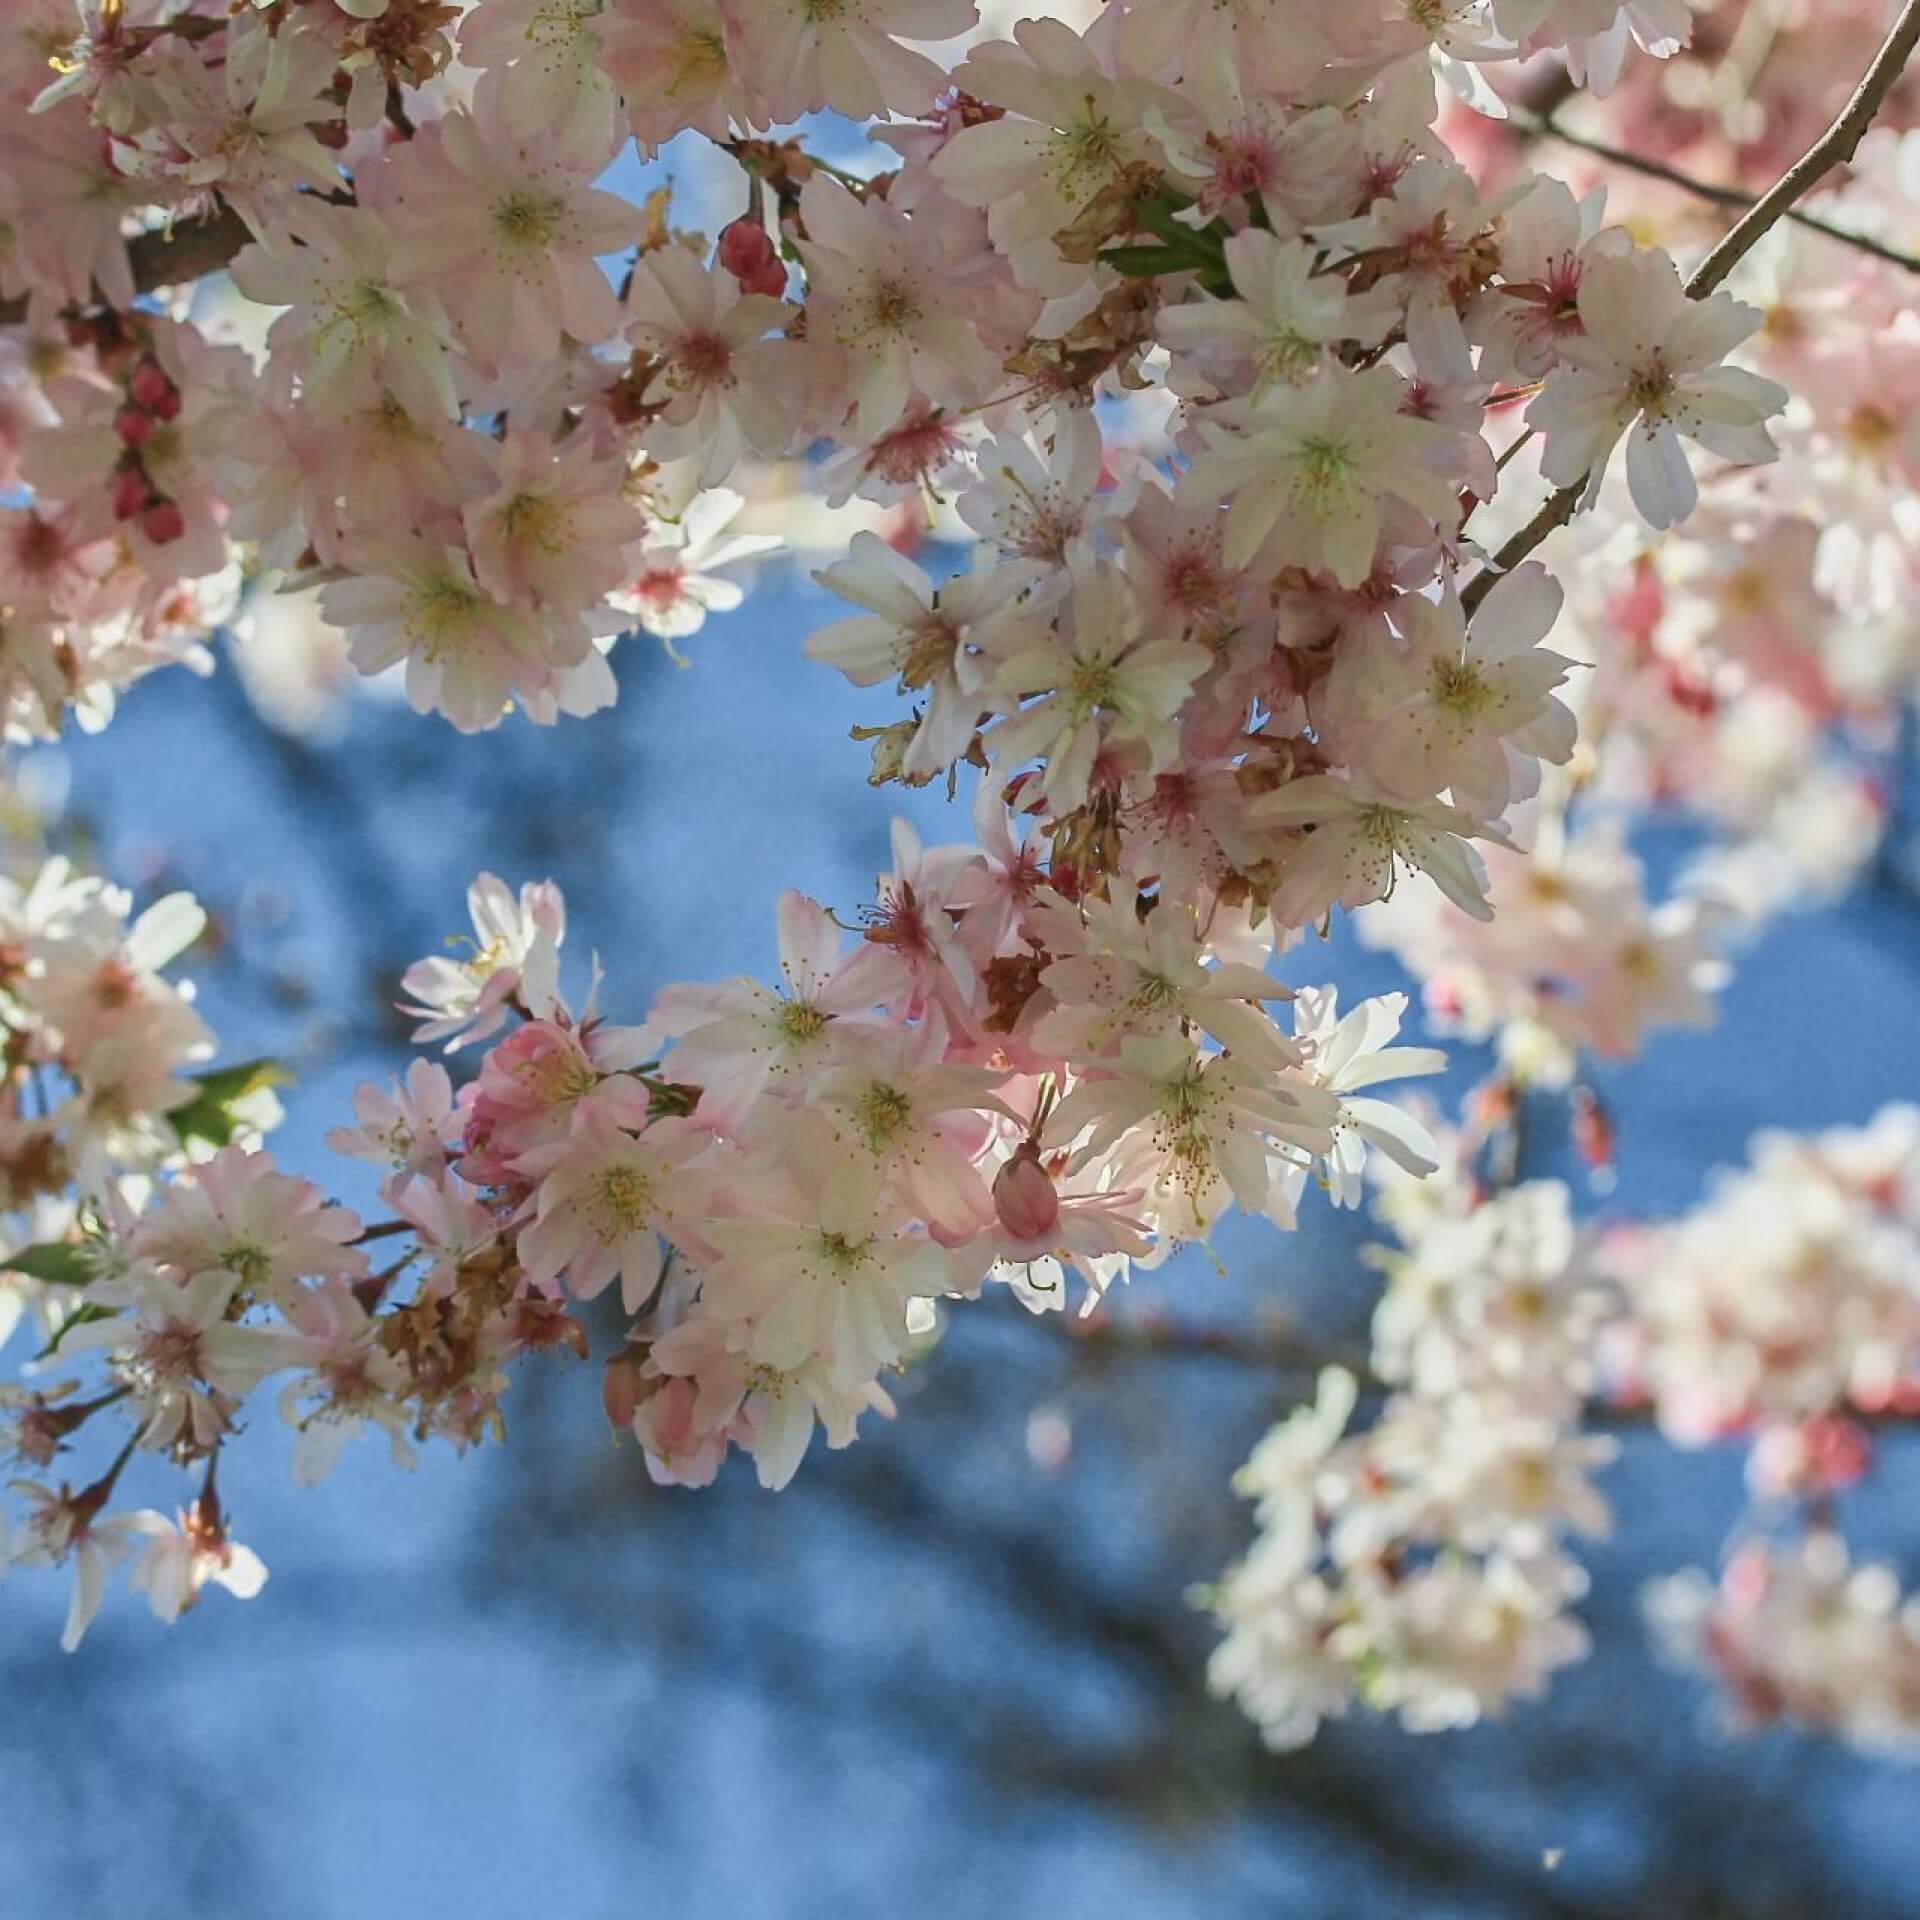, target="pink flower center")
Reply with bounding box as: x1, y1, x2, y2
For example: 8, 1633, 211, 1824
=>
632, 564, 686, 609
870, 413, 965, 486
